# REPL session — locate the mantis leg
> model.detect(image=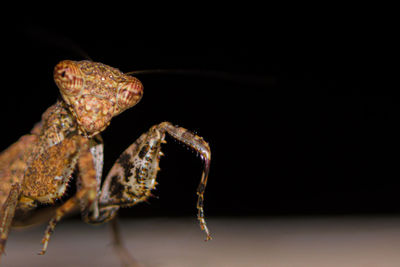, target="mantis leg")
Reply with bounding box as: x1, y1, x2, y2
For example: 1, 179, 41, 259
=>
0, 184, 20, 262
89, 122, 212, 240
38, 136, 98, 255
